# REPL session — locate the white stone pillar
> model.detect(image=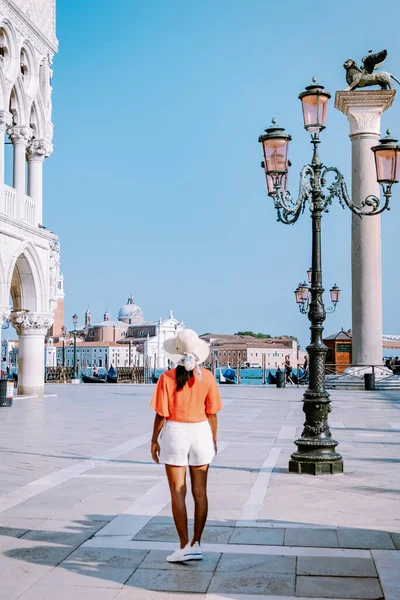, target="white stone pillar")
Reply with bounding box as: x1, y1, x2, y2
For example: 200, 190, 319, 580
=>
0, 112, 12, 213
26, 140, 52, 226
7, 126, 32, 220
11, 312, 53, 396
335, 91, 395, 366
